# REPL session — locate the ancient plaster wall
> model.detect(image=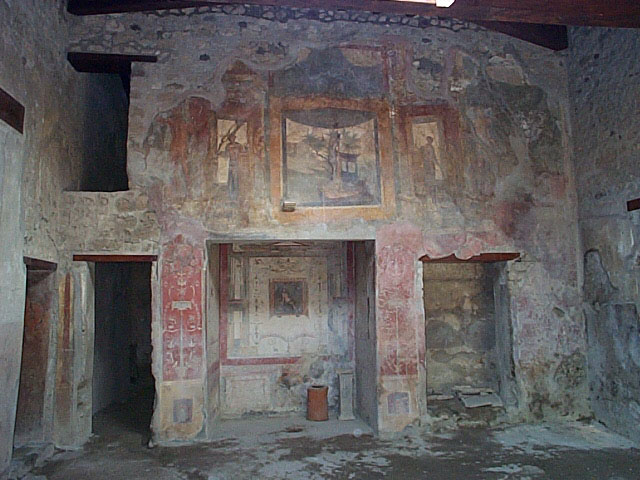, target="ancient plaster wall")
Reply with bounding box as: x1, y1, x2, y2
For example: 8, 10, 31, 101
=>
62, 191, 159, 254
354, 241, 378, 429
219, 242, 354, 417
205, 243, 221, 434
492, 265, 519, 409
0, 122, 28, 473
54, 263, 95, 448
14, 270, 57, 447
0, 0, 142, 467
568, 27, 640, 442
152, 235, 205, 441
423, 263, 497, 394
70, 6, 586, 435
